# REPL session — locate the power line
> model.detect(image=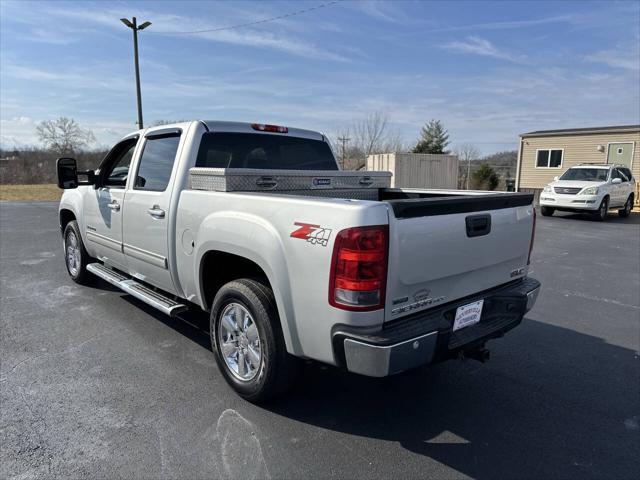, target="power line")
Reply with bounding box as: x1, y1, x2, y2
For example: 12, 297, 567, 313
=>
151, 1, 341, 35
